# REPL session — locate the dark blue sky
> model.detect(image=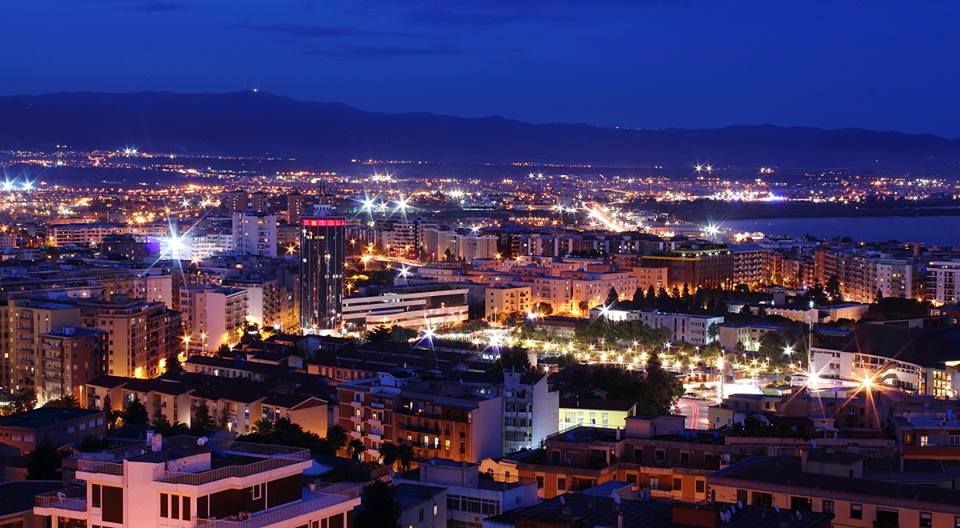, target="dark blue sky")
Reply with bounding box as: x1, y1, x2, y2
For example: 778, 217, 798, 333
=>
3, 0, 959, 136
